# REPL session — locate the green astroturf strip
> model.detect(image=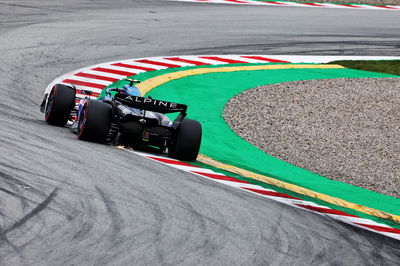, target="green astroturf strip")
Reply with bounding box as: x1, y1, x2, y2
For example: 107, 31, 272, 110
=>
329, 60, 400, 76
103, 64, 400, 221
